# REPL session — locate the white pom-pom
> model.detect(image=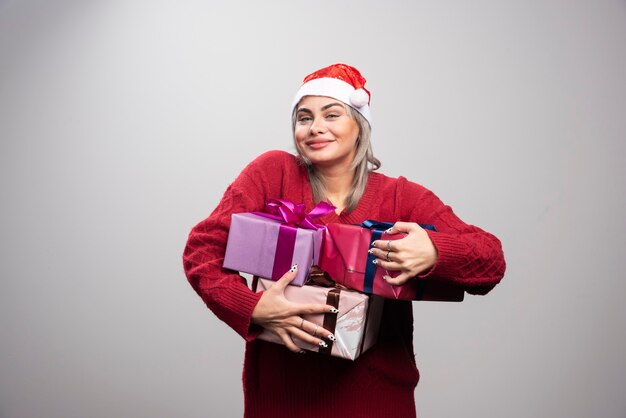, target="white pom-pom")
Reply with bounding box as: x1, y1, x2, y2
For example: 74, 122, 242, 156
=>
349, 88, 369, 108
